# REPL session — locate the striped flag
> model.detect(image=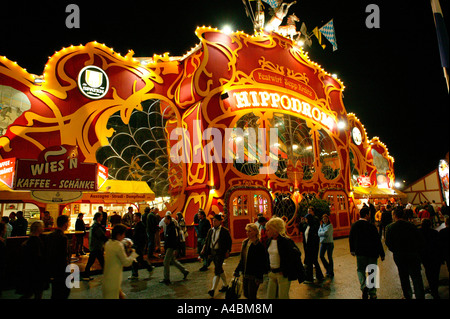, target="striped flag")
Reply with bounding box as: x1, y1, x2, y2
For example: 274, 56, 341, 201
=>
319, 19, 338, 51
431, 0, 449, 68
313, 27, 326, 49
